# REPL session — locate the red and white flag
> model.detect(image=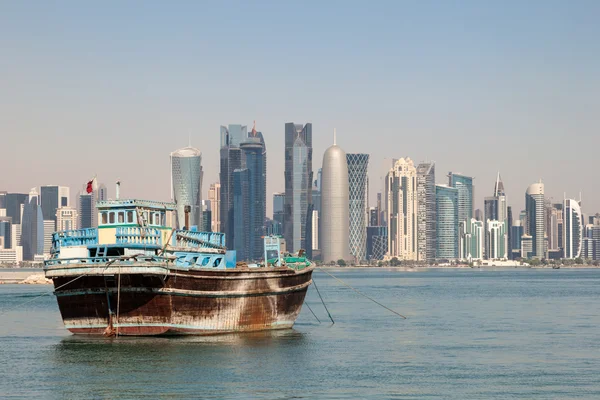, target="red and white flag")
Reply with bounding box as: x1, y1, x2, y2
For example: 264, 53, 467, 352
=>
86, 177, 98, 194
